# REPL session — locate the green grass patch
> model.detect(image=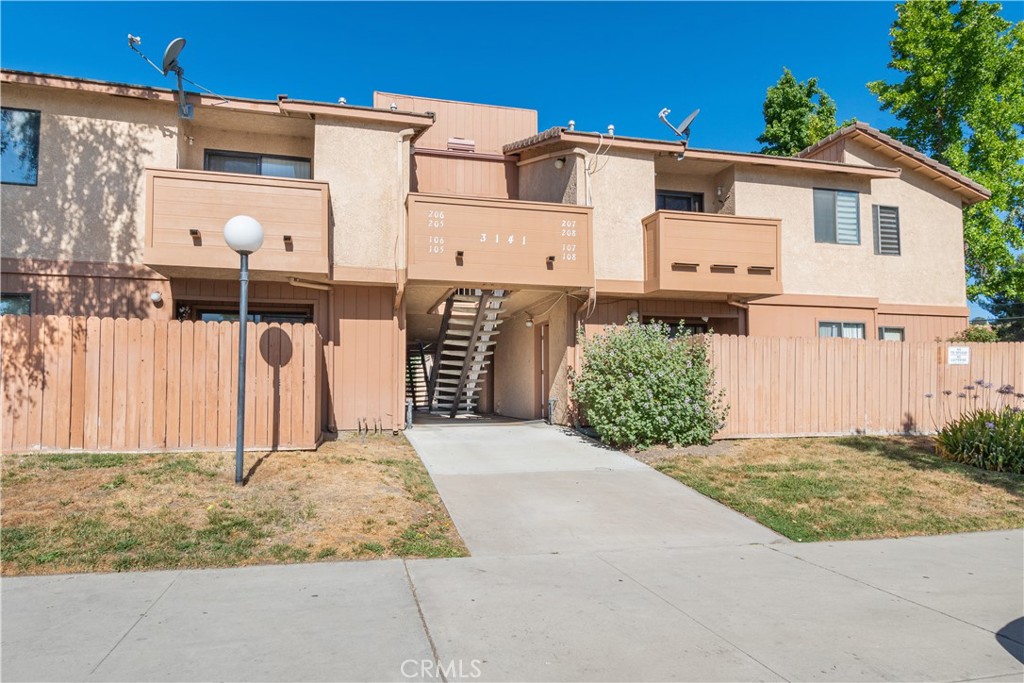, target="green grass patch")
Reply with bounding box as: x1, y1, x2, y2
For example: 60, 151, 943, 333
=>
656, 436, 1024, 542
